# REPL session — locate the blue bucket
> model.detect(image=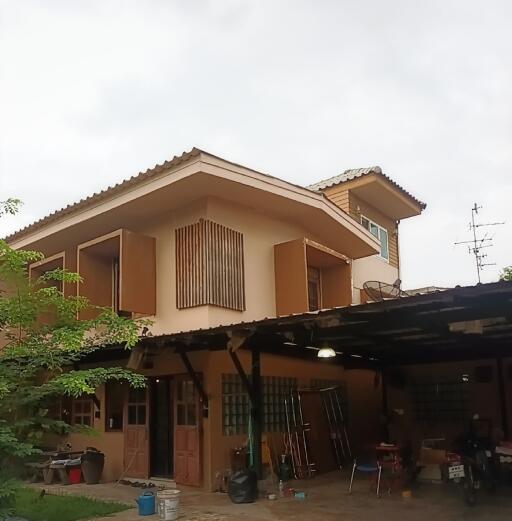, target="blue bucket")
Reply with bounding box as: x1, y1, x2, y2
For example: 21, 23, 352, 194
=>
136, 491, 155, 516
